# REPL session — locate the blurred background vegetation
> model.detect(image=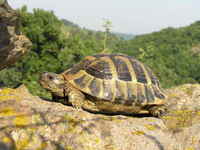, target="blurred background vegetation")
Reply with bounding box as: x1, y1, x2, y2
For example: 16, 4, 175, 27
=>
0, 6, 200, 98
